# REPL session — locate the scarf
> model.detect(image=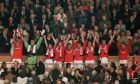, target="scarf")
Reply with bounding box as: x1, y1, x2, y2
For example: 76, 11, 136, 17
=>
86, 47, 93, 54
120, 50, 127, 53
46, 48, 54, 57
98, 45, 107, 54
60, 47, 62, 57
56, 47, 62, 57
80, 47, 83, 55
27, 45, 36, 53
74, 47, 83, 56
